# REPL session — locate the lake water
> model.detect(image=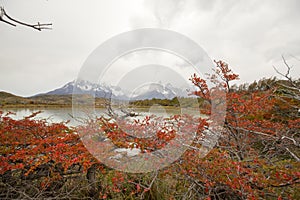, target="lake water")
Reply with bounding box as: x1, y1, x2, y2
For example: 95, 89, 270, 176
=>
1, 108, 80, 125
1, 107, 202, 127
